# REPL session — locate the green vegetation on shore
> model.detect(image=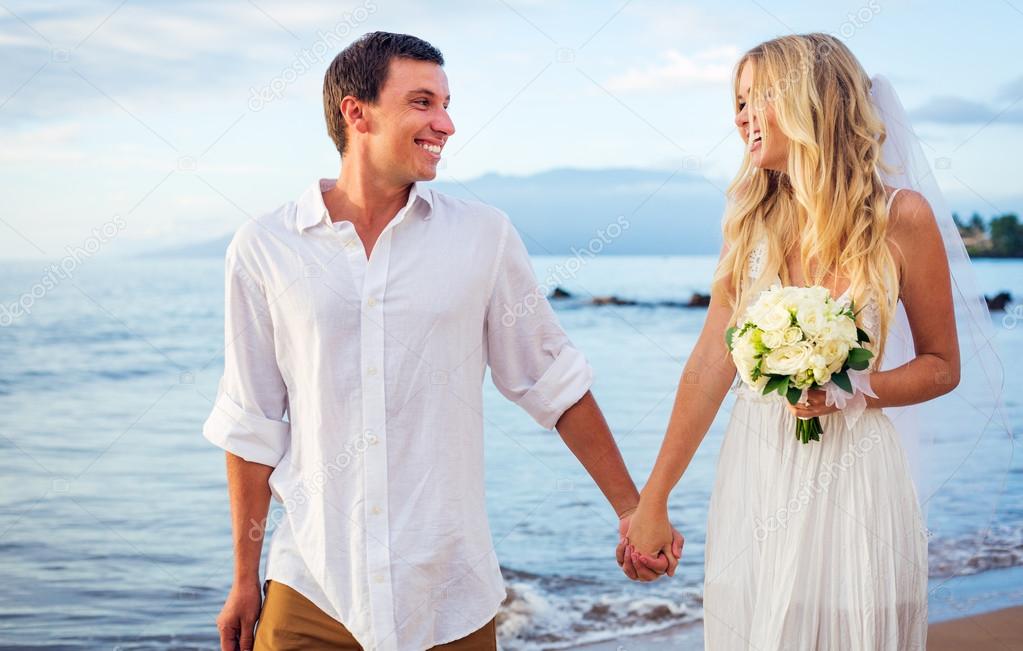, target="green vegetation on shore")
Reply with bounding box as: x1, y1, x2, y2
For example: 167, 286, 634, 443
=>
955, 212, 1023, 258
